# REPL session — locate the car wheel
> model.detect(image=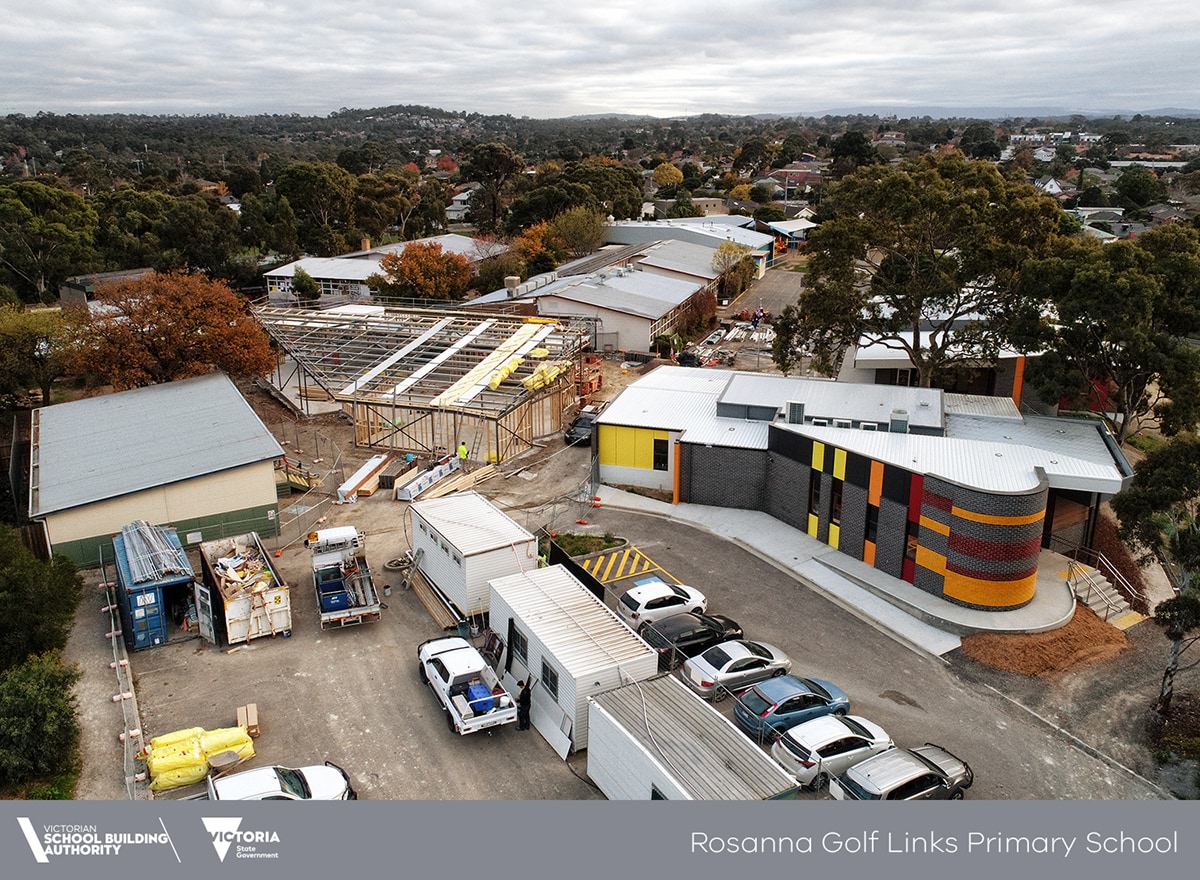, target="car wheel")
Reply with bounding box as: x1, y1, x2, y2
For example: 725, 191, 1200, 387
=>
809, 773, 829, 792
950, 790, 965, 801
713, 688, 727, 703
418, 663, 428, 685
833, 707, 847, 716
772, 668, 786, 677
445, 710, 455, 732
